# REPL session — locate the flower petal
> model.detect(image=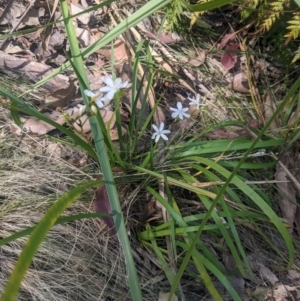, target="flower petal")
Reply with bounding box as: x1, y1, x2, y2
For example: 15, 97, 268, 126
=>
182, 107, 189, 112
152, 132, 158, 140
99, 86, 113, 93
177, 102, 183, 109
120, 81, 128, 88
170, 107, 177, 112
182, 112, 190, 118
159, 123, 165, 132
160, 134, 169, 141
155, 135, 160, 143
84, 90, 95, 97
114, 78, 122, 88
171, 111, 178, 118
162, 129, 171, 134
152, 124, 159, 132
103, 75, 114, 87
106, 90, 115, 100
96, 99, 104, 108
